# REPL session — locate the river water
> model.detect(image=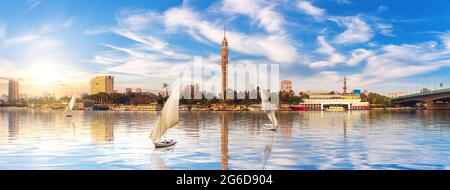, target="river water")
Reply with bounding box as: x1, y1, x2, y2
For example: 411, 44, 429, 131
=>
0, 108, 449, 170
